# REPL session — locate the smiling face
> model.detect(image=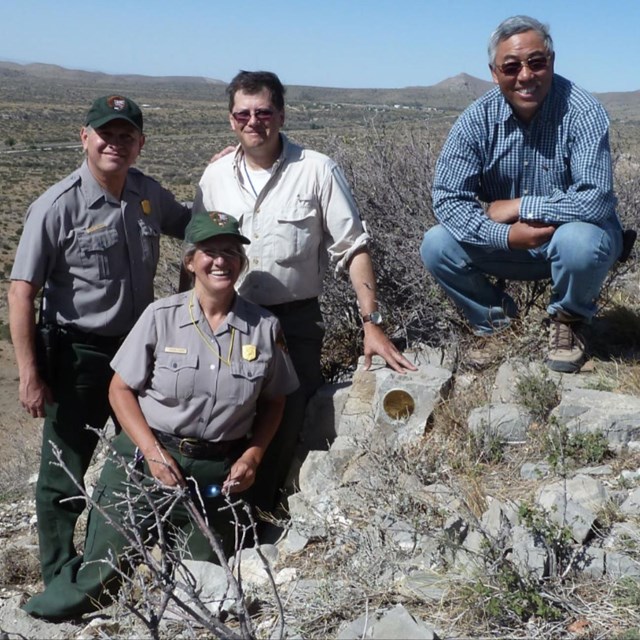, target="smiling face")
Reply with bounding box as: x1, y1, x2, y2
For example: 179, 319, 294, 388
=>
229, 88, 284, 166
81, 120, 144, 179
490, 29, 554, 124
186, 236, 245, 298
